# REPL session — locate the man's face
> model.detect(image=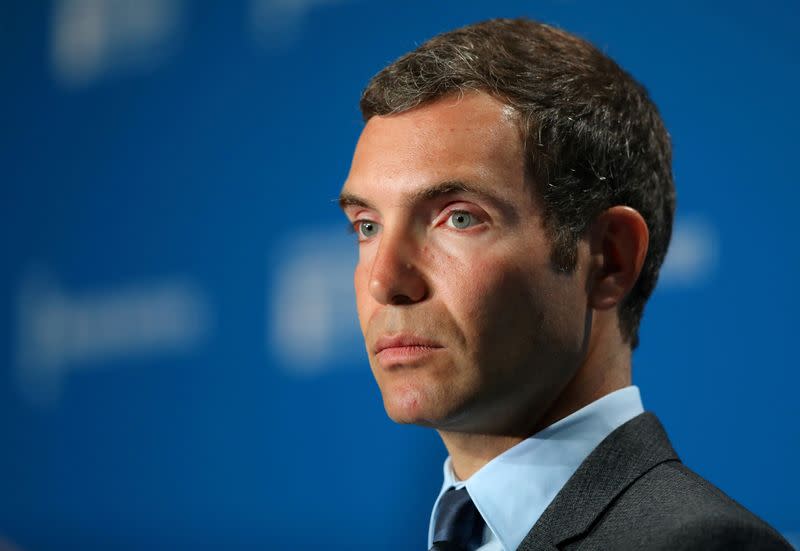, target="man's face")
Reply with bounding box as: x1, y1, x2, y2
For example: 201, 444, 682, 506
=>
340, 91, 592, 435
